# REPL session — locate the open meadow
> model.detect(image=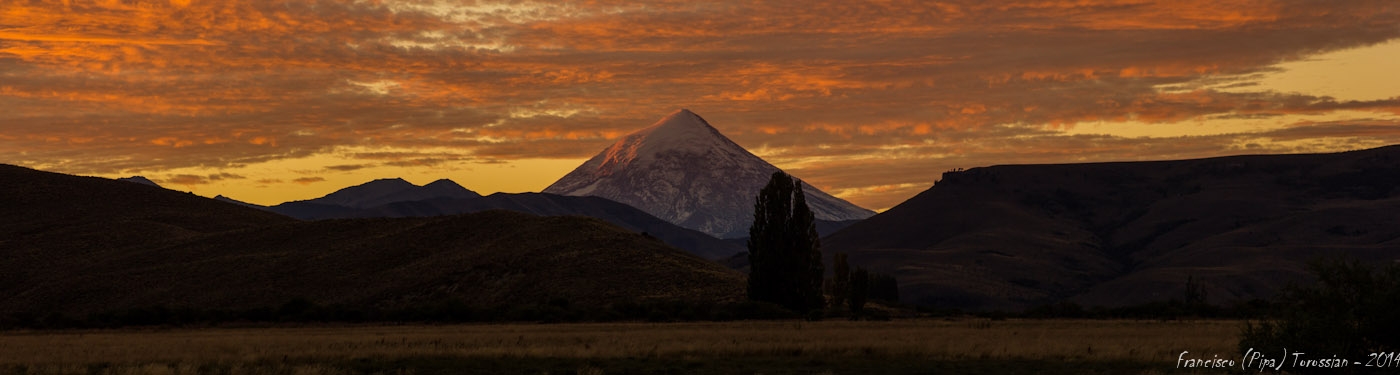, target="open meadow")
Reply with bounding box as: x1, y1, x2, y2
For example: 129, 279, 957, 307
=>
0, 319, 1243, 374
